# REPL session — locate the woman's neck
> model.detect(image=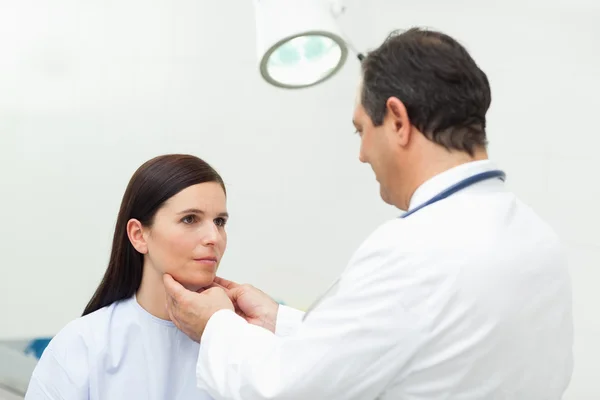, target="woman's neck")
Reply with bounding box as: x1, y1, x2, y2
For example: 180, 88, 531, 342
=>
136, 263, 170, 320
